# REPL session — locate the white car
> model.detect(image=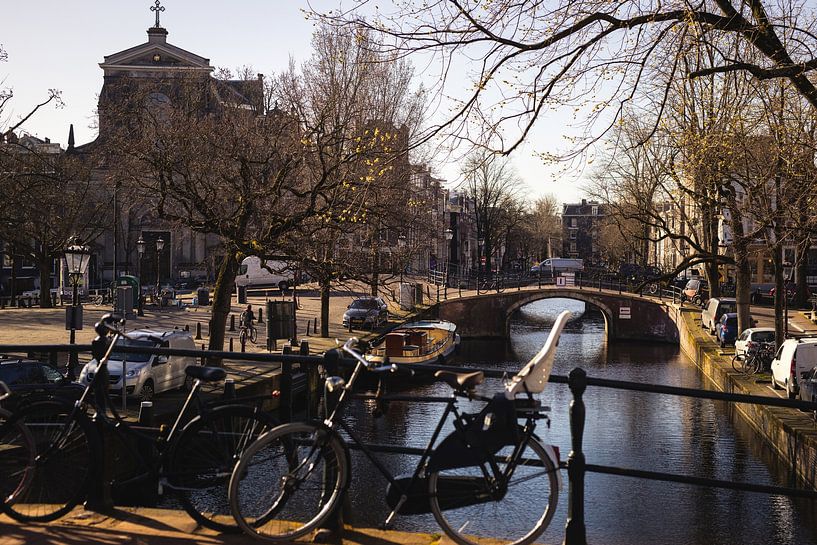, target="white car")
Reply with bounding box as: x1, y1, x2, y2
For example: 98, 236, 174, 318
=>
734, 327, 775, 358
701, 297, 737, 335
79, 329, 198, 402
770, 337, 817, 399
